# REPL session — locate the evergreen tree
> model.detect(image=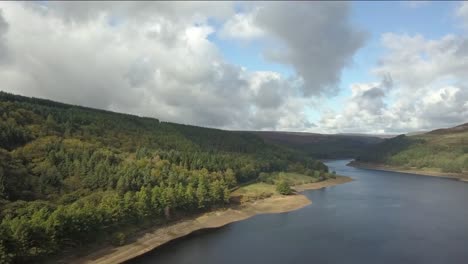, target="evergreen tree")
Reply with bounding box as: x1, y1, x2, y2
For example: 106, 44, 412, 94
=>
196, 179, 209, 208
